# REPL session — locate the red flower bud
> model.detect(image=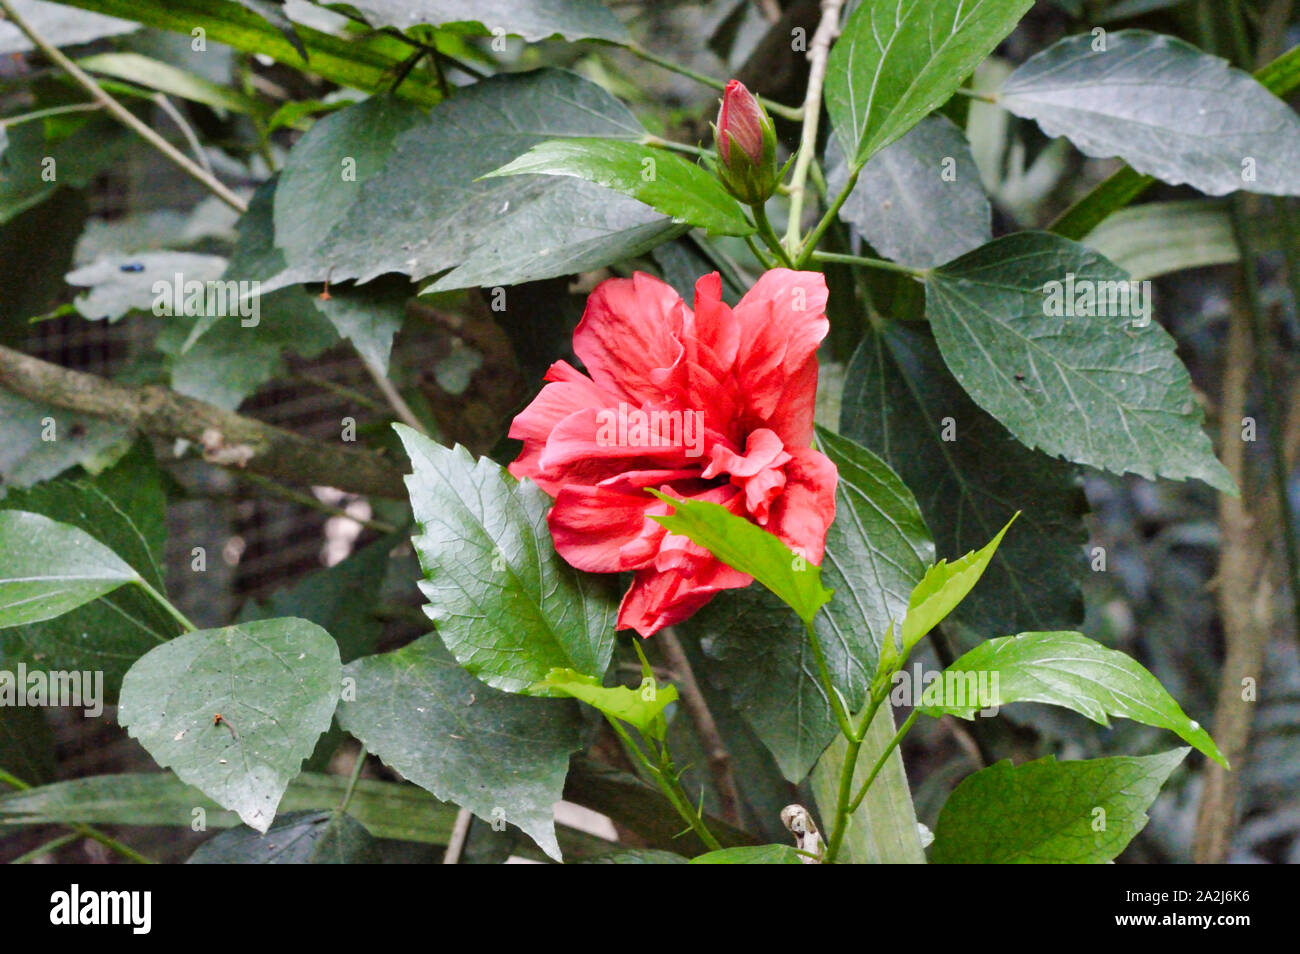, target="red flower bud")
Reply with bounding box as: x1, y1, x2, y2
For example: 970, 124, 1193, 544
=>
713, 80, 779, 205
717, 80, 765, 165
